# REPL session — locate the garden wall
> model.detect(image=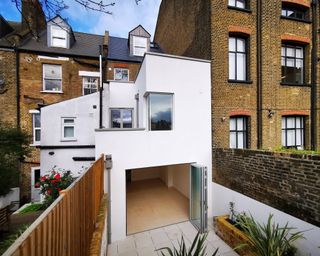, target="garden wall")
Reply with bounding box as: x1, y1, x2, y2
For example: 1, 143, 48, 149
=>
213, 148, 320, 227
